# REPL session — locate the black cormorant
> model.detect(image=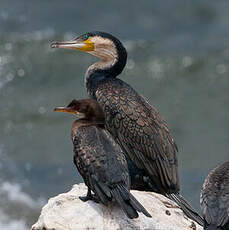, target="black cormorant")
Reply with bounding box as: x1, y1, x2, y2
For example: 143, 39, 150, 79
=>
51, 31, 203, 225
54, 99, 151, 219
200, 161, 229, 230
